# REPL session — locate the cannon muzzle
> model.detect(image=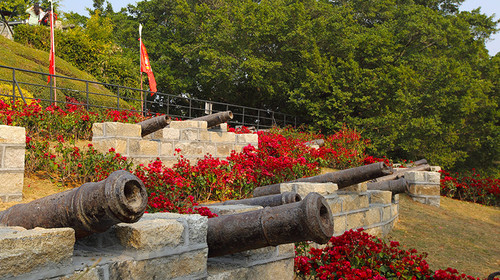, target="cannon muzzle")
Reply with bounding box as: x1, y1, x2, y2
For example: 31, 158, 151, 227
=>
217, 191, 301, 207
192, 111, 233, 128
253, 162, 393, 197
0, 170, 148, 238
207, 192, 333, 257
138, 115, 171, 137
